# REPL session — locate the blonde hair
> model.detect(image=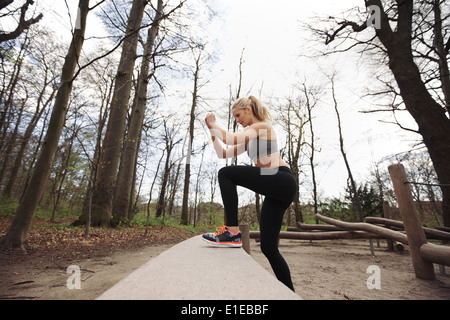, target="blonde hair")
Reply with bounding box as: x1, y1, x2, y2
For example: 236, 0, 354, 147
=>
232, 96, 271, 122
